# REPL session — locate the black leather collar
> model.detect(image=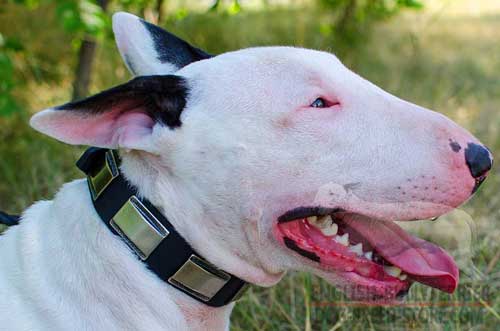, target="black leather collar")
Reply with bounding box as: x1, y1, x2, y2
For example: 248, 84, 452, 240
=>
77, 147, 248, 307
